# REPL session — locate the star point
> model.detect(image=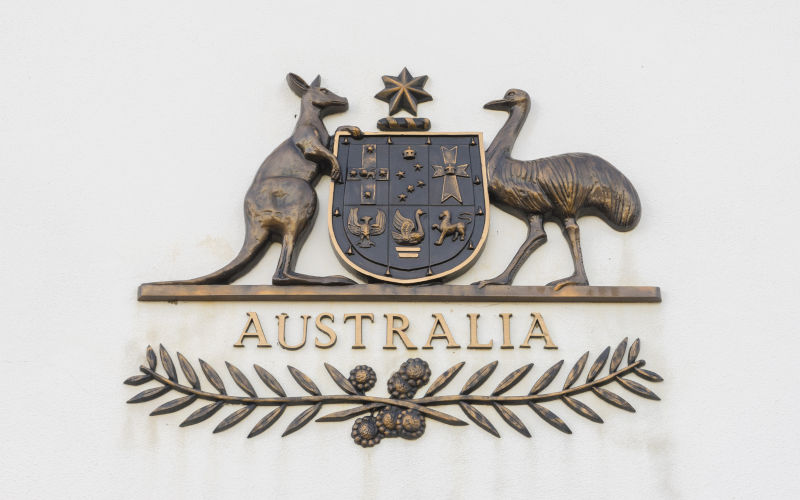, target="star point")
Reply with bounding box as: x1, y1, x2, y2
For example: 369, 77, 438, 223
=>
375, 67, 432, 116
